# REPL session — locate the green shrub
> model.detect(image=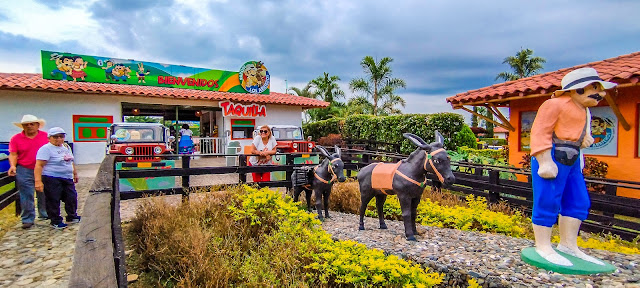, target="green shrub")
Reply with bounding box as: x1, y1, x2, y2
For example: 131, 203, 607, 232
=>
456, 146, 503, 160
304, 113, 468, 154
479, 138, 507, 146
454, 125, 477, 150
